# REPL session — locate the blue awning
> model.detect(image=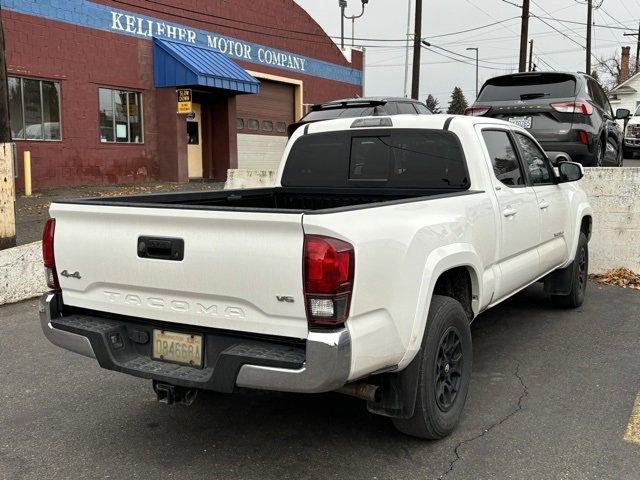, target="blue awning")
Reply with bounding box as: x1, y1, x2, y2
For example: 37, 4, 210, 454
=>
153, 38, 260, 94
